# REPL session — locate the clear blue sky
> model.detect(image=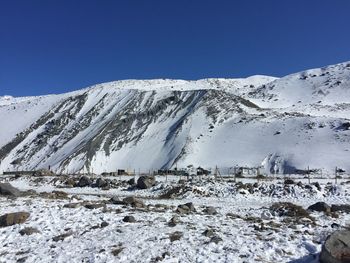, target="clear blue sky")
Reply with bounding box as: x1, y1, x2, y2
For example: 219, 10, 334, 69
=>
1, 0, 350, 96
